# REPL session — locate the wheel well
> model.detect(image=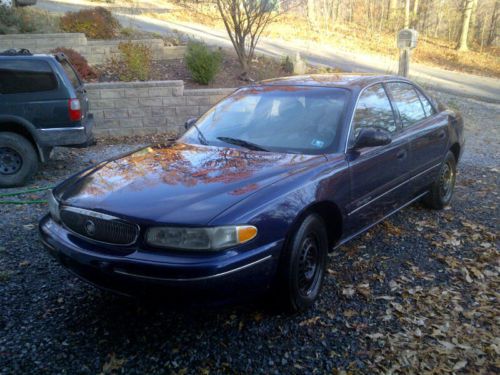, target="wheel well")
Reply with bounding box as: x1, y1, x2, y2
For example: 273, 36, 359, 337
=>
450, 143, 460, 162
292, 201, 343, 251
0, 123, 40, 161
